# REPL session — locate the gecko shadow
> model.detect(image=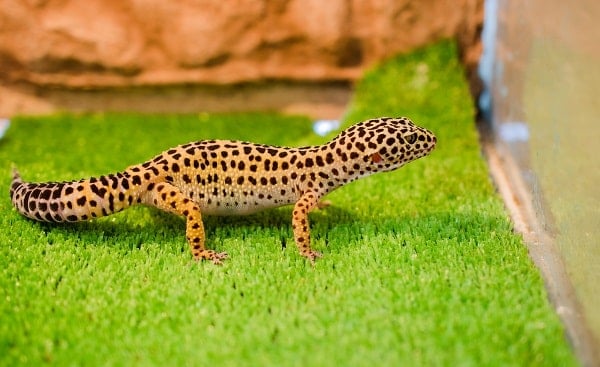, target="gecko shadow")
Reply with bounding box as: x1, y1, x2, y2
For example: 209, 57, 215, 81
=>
32, 206, 507, 258
32, 204, 358, 256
